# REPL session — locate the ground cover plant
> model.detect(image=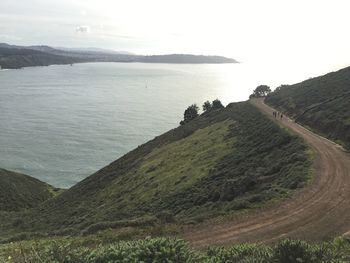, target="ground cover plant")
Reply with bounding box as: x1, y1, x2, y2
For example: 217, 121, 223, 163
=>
1, 236, 349, 263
